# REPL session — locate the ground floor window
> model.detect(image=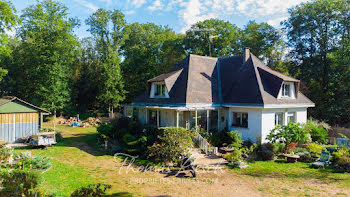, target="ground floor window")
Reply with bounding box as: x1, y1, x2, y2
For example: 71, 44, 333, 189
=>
287, 112, 295, 123
275, 112, 283, 125
197, 110, 207, 130
232, 112, 248, 128
209, 110, 218, 132
148, 110, 159, 126
132, 108, 139, 120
